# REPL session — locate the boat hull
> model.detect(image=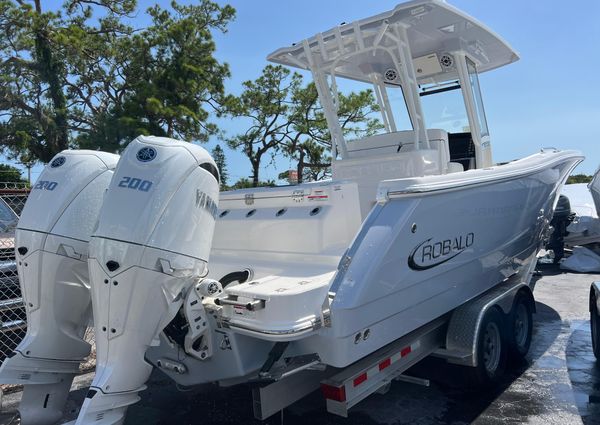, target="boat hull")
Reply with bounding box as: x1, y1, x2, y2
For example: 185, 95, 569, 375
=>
149, 150, 582, 382
305, 150, 582, 367
590, 167, 600, 216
